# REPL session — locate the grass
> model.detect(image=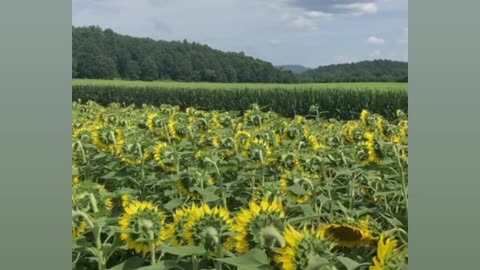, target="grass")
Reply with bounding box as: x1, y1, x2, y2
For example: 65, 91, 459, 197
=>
73, 79, 408, 91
